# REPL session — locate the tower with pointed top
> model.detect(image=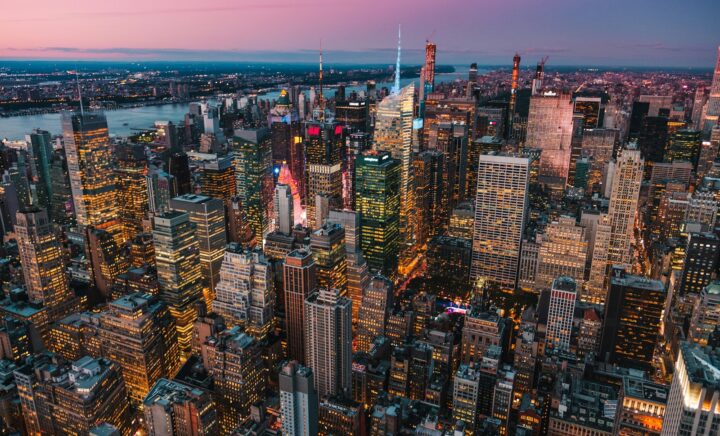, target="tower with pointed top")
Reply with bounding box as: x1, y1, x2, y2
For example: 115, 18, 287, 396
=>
508, 53, 521, 138
393, 25, 402, 95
